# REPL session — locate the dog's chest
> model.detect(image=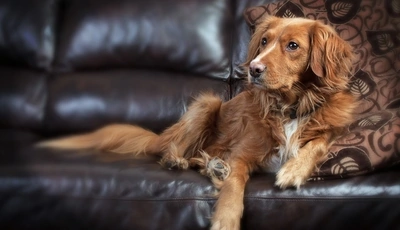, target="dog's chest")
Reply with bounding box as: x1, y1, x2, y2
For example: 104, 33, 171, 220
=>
266, 119, 302, 172
282, 119, 299, 143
